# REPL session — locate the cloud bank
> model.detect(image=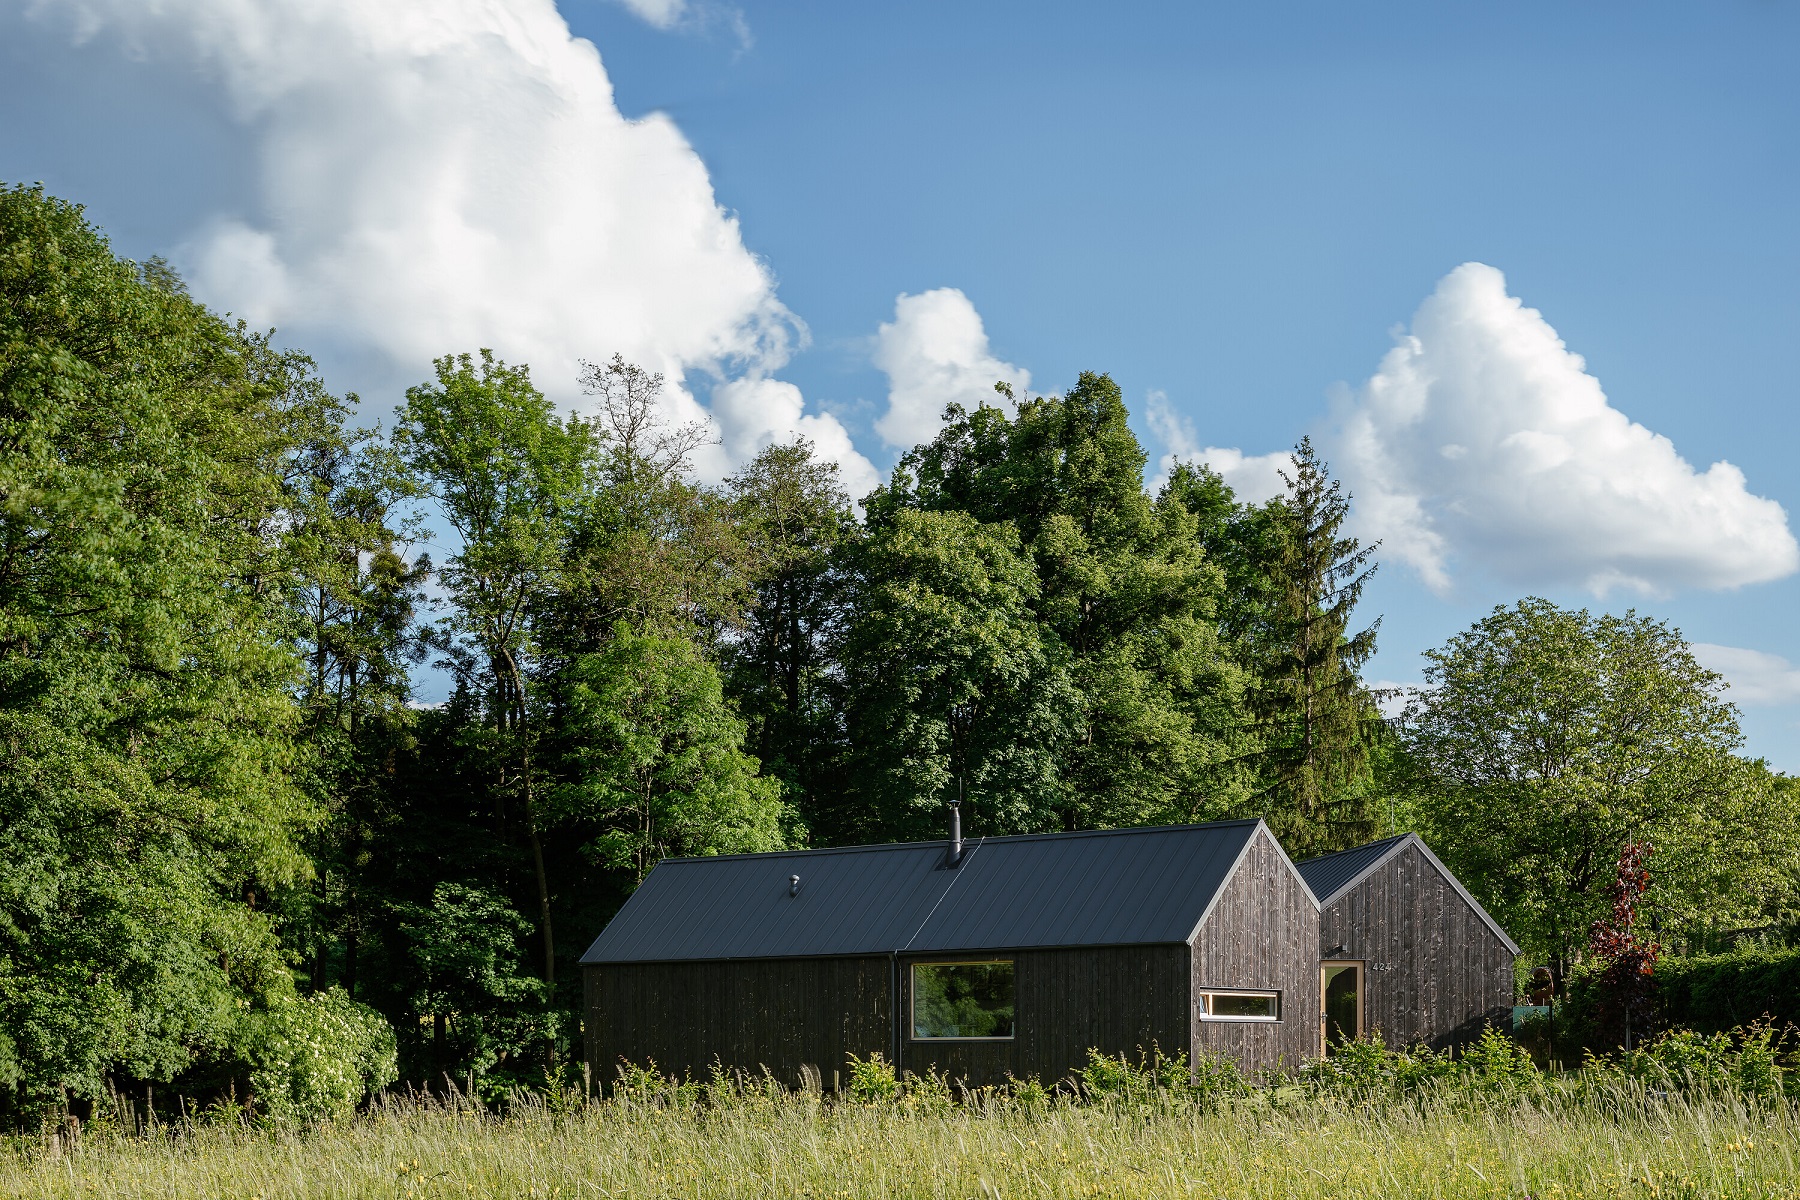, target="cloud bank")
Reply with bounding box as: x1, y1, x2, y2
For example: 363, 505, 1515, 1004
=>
1691, 643, 1800, 707
18, 0, 870, 485
1337, 263, 1796, 596
873, 288, 1030, 449
1144, 391, 1290, 503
